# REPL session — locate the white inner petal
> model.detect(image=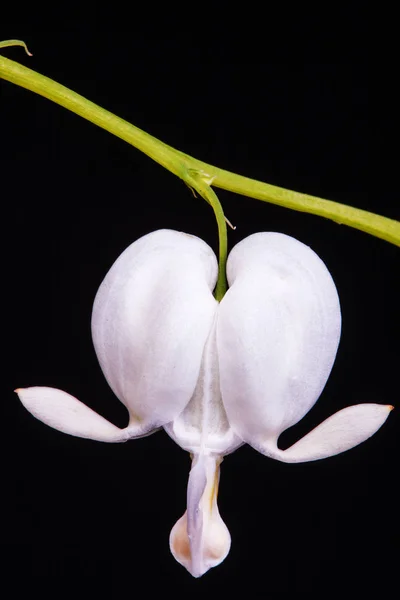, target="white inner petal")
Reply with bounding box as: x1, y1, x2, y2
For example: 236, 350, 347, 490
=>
164, 315, 243, 455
